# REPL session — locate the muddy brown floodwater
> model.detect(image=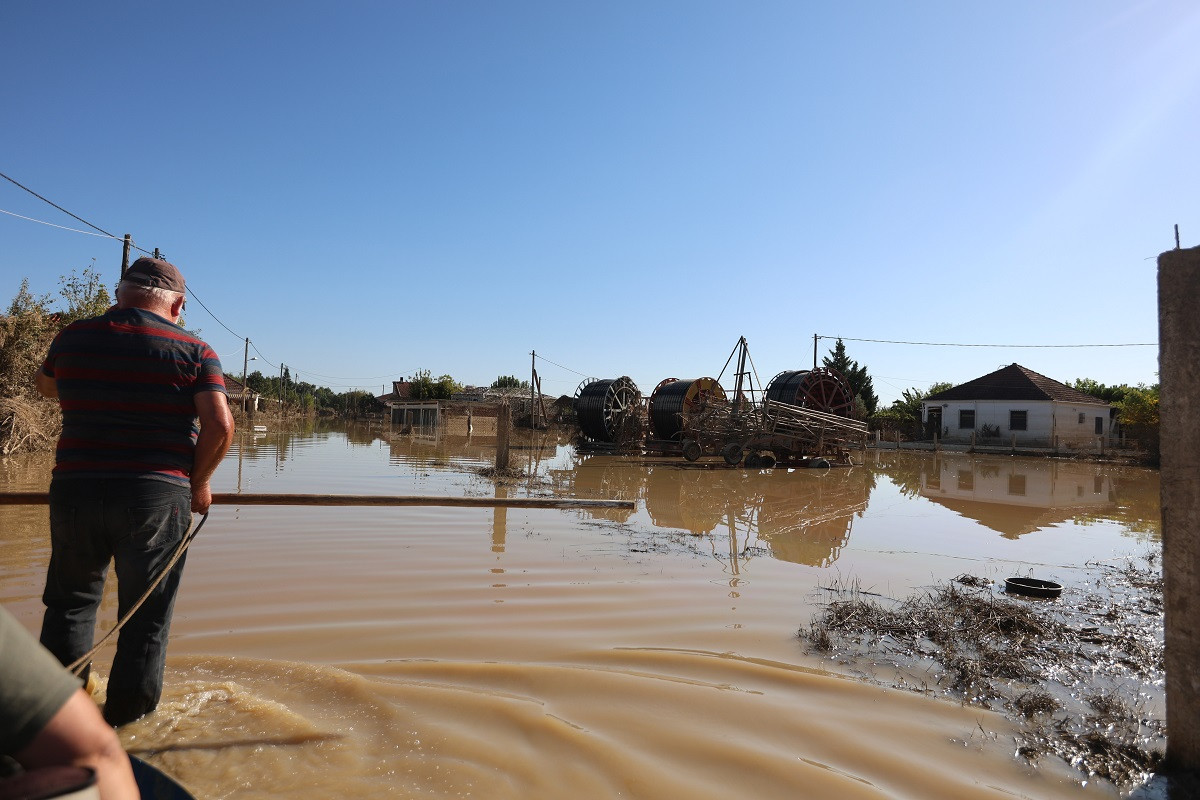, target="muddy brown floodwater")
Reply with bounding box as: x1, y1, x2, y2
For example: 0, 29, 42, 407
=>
0, 422, 1163, 799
